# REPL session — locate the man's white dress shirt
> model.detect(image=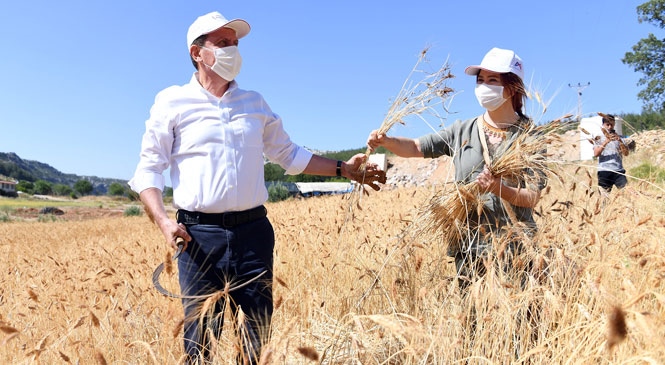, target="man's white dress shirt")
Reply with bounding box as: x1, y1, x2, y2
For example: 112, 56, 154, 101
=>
129, 73, 313, 213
